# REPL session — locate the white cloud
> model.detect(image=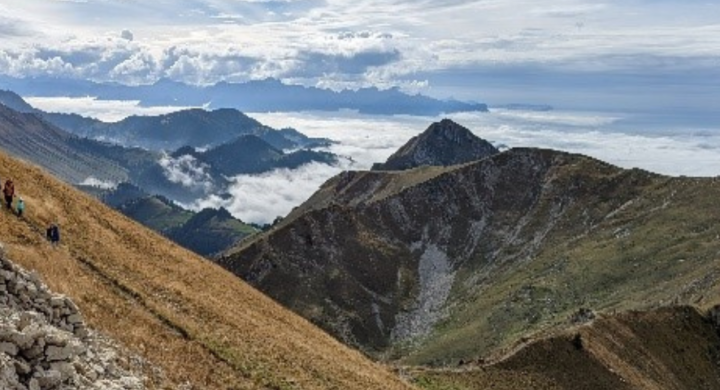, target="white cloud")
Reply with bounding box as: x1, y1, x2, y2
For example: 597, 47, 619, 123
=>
1, 0, 718, 98
252, 109, 720, 178
187, 161, 352, 224
79, 176, 117, 189
158, 153, 215, 191
215, 108, 718, 223
24, 96, 200, 122
18, 93, 720, 224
